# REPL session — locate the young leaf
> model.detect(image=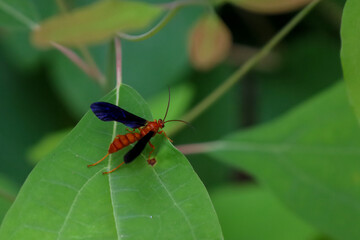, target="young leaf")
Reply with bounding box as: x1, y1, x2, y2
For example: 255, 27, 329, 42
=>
188, 13, 232, 71
226, 0, 312, 14
341, 0, 360, 125
0, 85, 223, 240
208, 83, 360, 240
32, 0, 163, 47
